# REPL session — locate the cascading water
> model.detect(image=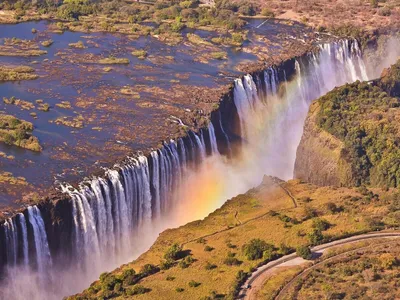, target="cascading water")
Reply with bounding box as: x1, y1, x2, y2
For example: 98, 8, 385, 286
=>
0, 39, 398, 299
